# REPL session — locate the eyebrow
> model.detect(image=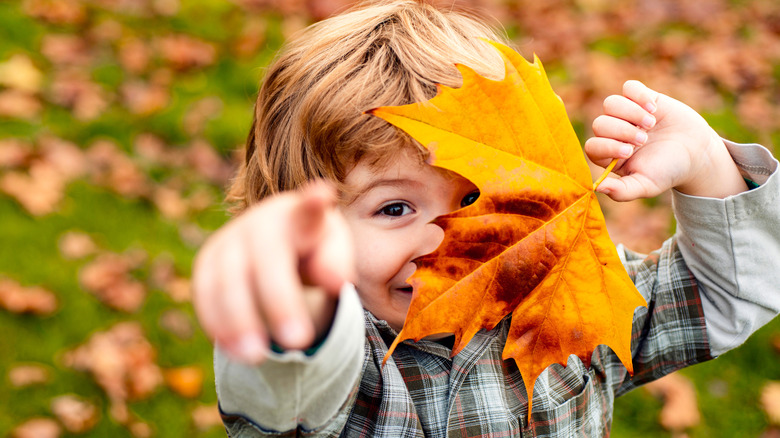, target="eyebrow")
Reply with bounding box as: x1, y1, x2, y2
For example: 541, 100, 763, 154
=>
343, 178, 423, 205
